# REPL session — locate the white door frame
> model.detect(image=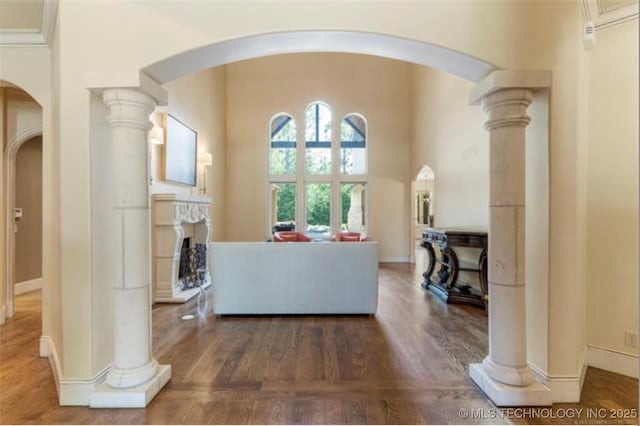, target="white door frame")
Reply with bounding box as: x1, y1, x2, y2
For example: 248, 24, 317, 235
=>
4, 126, 42, 318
